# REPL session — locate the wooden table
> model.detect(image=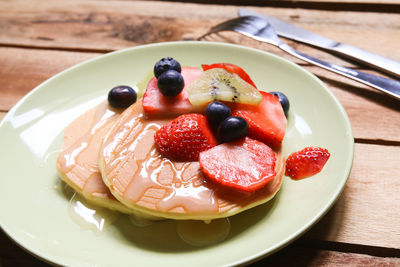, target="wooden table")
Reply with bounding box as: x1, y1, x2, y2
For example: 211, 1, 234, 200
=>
1, 0, 399, 266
